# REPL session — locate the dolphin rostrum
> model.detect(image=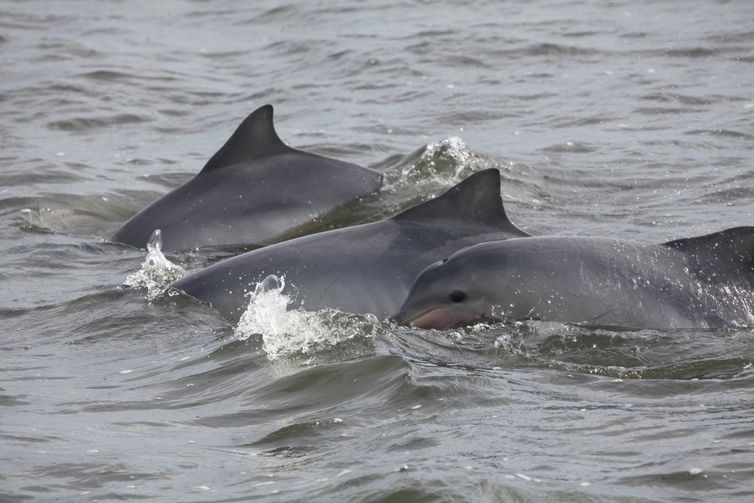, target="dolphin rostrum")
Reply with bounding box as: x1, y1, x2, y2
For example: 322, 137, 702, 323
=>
113, 105, 382, 251
170, 169, 530, 320
394, 229, 754, 329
